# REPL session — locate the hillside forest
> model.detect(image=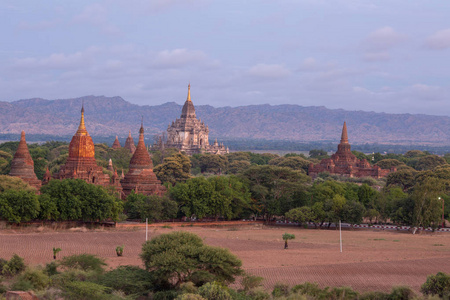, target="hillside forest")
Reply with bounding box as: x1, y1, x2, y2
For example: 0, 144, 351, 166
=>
1, 141, 450, 230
